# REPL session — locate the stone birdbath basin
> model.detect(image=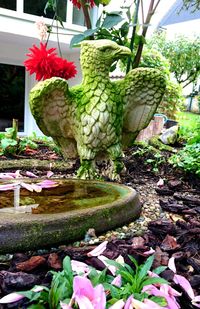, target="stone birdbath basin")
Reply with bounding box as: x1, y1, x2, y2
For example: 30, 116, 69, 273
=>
0, 179, 141, 253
